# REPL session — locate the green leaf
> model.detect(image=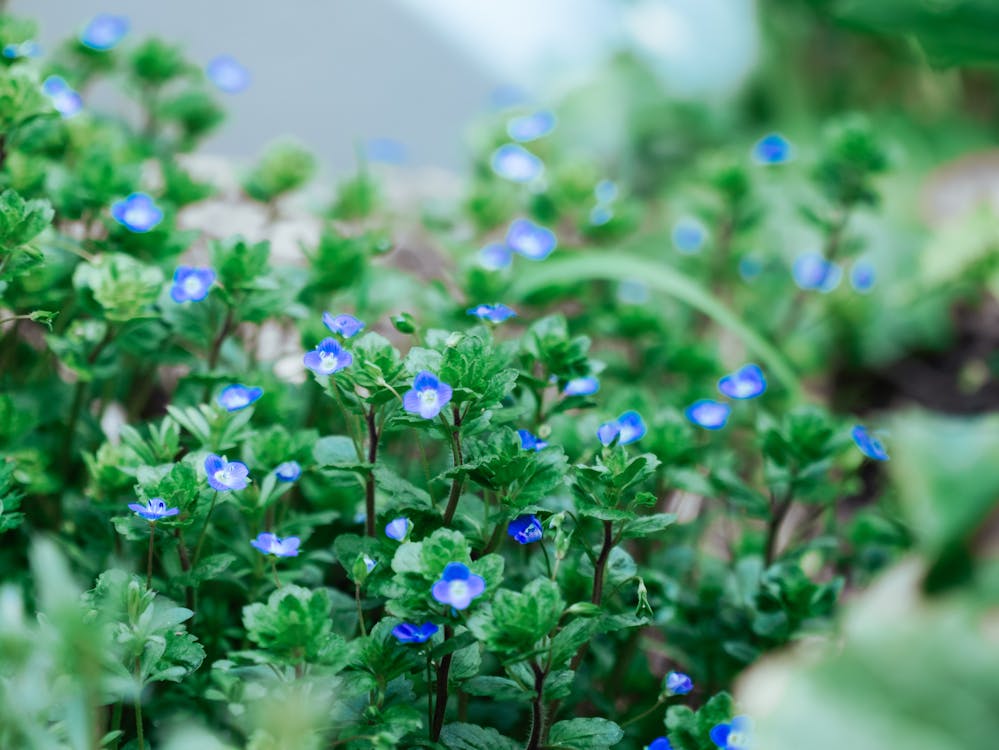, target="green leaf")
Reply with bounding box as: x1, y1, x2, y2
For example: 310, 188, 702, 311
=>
313, 435, 360, 466
547, 717, 624, 749
483, 578, 564, 654
439, 723, 520, 750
